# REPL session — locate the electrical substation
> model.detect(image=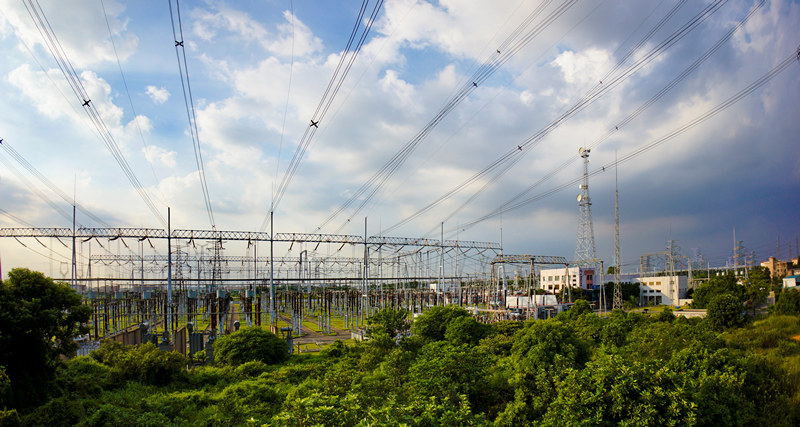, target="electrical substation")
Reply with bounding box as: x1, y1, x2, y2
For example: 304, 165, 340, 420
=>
1, 225, 576, 356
